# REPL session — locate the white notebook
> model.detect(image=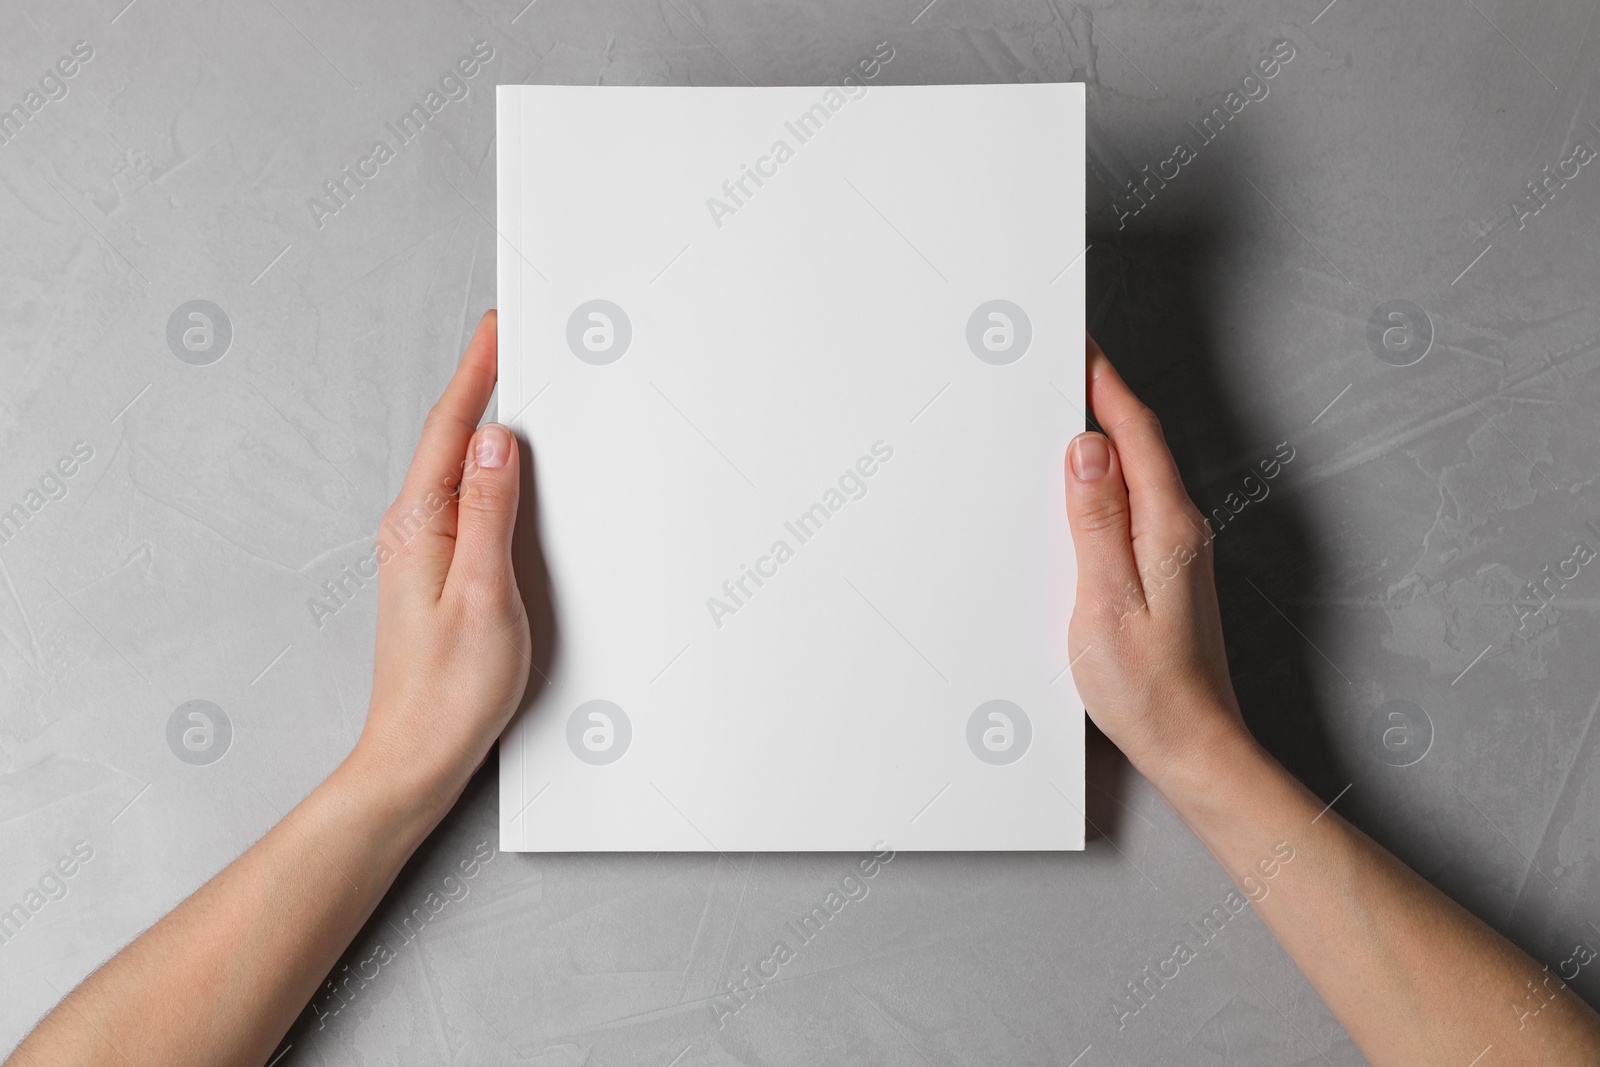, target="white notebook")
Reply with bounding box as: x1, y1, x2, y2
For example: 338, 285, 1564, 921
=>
496, 82, 1086, 851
